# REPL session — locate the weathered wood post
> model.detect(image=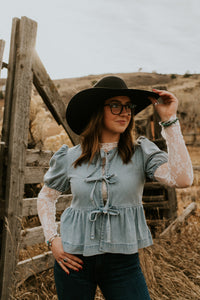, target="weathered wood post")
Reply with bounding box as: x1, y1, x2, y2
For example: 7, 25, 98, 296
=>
0, 17, 37, 299
0, 19, 19, 218
0, 39, 6, 259
32, 51, 80, 145
0, 40, 5, 72
0, 38, 6, 185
